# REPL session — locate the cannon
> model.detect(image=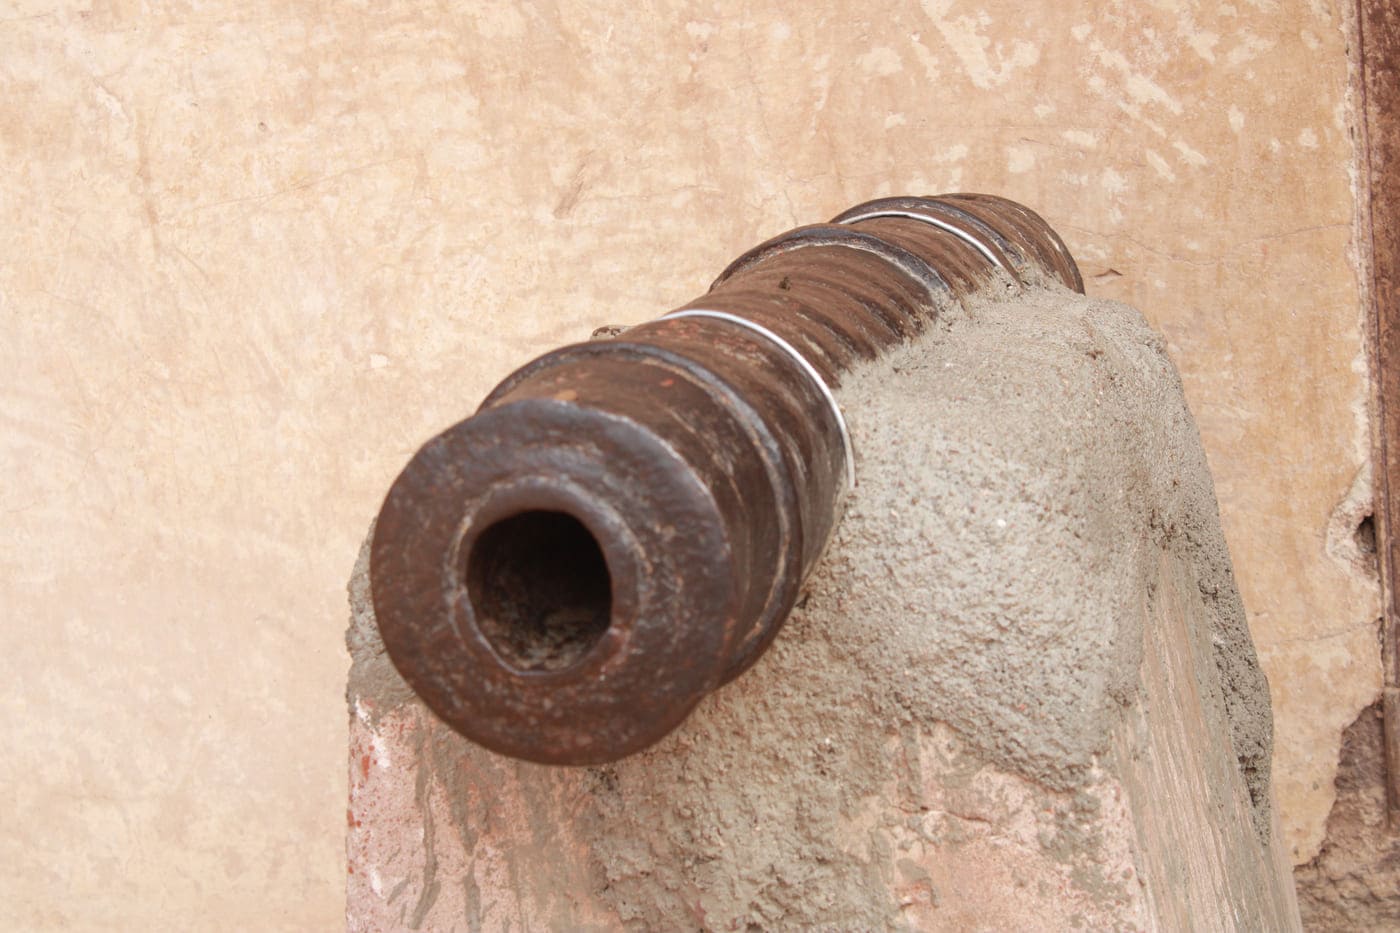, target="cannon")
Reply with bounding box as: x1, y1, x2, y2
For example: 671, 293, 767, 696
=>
369, 194, 1082, 764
